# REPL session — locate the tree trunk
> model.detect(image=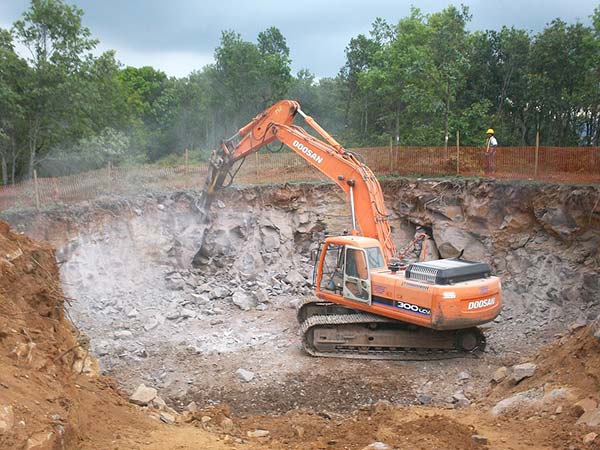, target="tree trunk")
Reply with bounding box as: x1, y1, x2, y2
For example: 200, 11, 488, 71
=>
10, 135, 17, 185
28, 117, 40, 180
344, 87, 353, 129
444, 81, 450, 155
363, 92, 368, 138
1, 153, 6, 186
395, 103, 400, 148
496, 64, 514, 117
11, 152, 16, 185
